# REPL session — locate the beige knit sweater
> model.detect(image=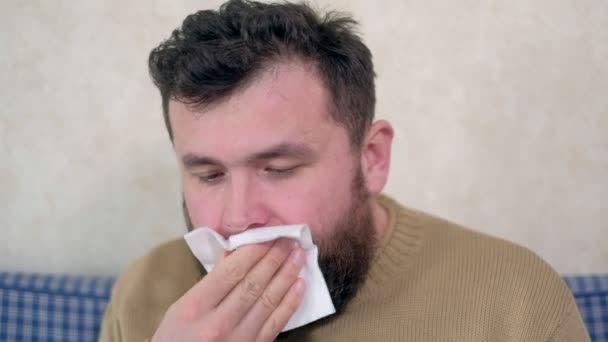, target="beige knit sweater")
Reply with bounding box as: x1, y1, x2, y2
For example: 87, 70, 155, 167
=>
99, 196, 589, 341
